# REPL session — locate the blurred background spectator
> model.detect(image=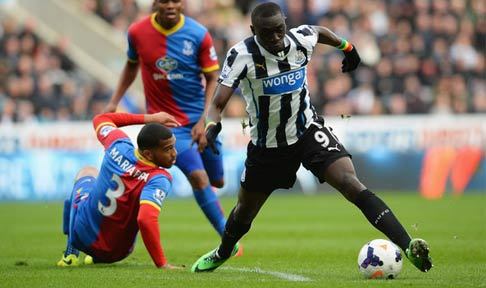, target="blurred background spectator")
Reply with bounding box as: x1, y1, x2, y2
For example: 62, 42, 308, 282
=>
1, 0, 485, 123
0, 17, 111, 122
